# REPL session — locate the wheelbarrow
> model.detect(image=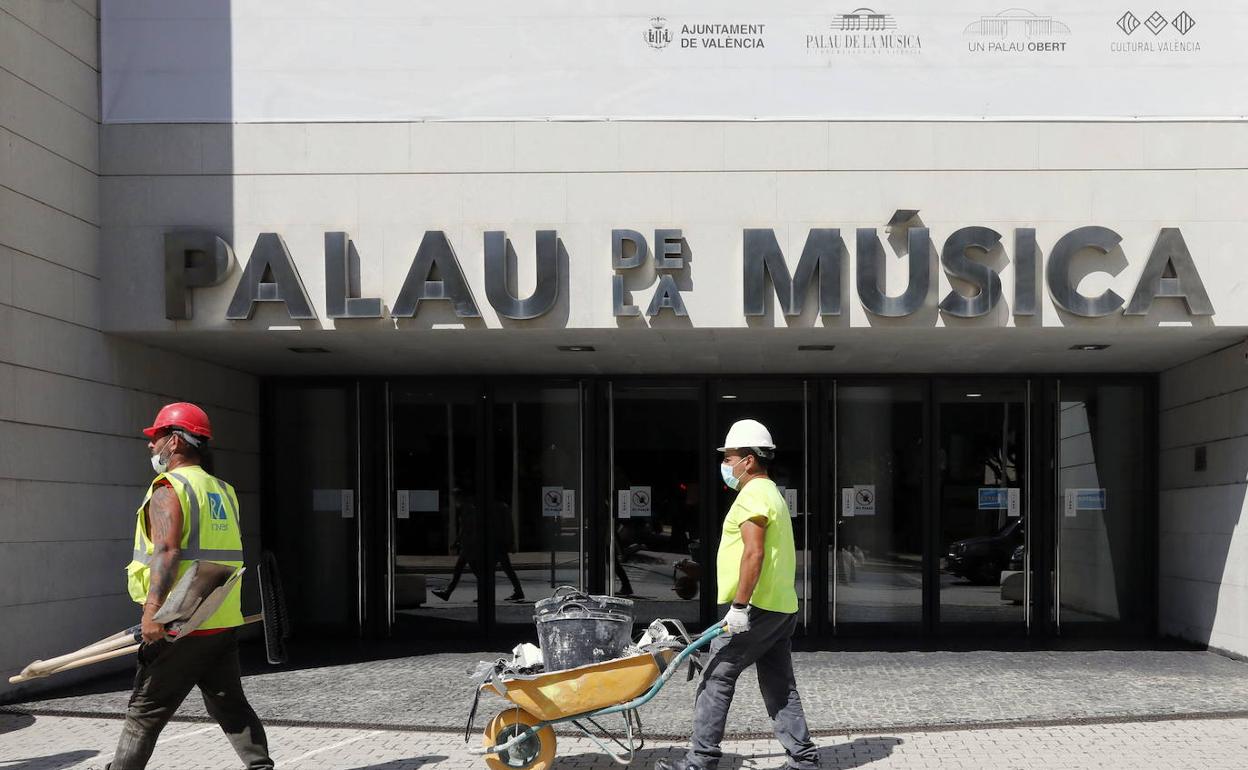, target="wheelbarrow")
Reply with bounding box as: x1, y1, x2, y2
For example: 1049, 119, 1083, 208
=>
467, 620, 725, 770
